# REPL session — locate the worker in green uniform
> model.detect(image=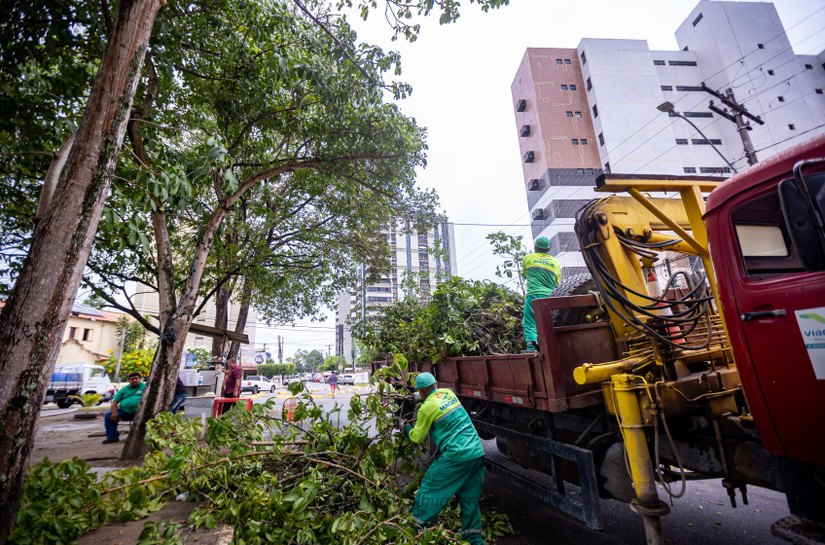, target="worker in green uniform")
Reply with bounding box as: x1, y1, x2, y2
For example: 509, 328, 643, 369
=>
404, 372, 486, 545
521, 236, 561, 351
